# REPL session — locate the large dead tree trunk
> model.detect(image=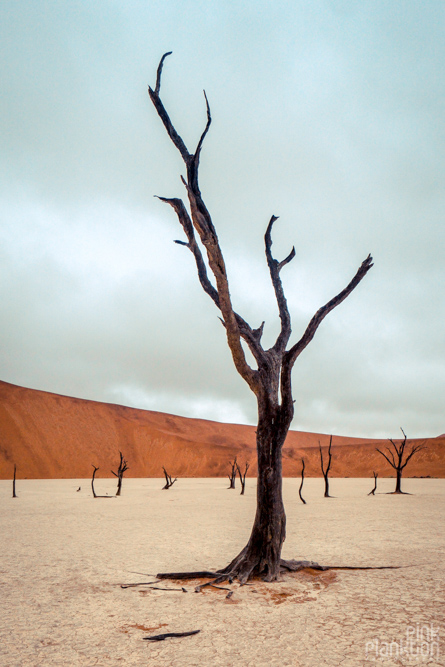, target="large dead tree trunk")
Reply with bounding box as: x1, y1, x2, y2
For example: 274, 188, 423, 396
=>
111, 451, 129, 496
148, 52, 373, 582
376, 428, 425, 494
319, 435, 333, 498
